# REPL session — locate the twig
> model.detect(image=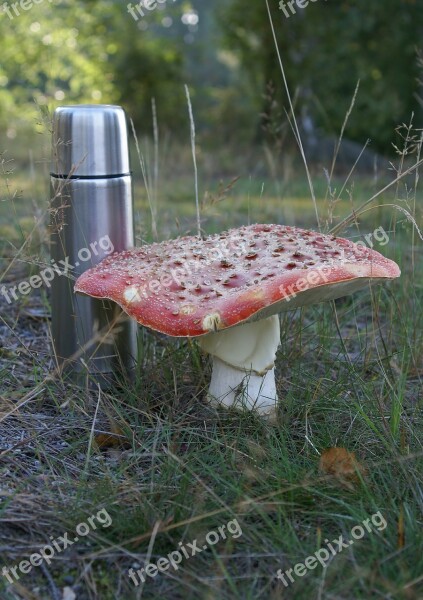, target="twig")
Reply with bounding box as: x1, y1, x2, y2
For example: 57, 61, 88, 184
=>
40, 562, 61, 600
184, 84, 201, 238
151, 97, 159, 210
330, 157, 423, 235
130, 118, 158, 241
84, 384, 102, 474
265, 0, 320, 229
136, 520, 161, 600
327, 80, 361, 192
